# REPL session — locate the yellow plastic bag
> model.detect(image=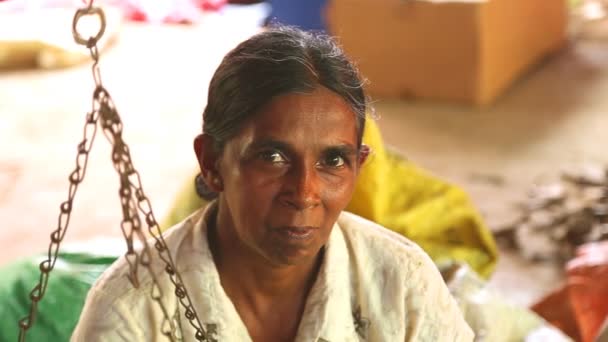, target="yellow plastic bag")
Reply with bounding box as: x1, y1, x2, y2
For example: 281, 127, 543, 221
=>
162, 119, 498, 278
347, 119, 498, 278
